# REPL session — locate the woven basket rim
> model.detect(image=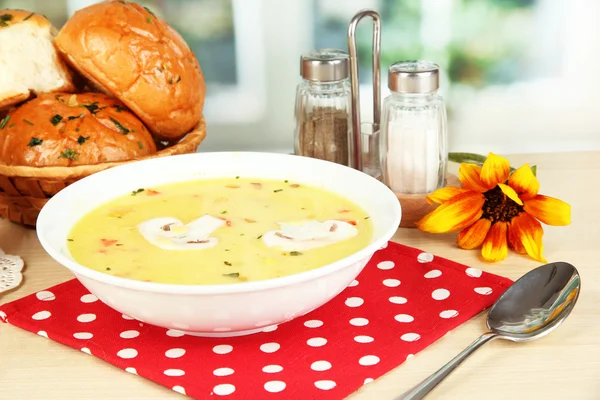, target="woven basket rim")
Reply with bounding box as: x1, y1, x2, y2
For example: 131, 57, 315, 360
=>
0, 116, 206, 180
